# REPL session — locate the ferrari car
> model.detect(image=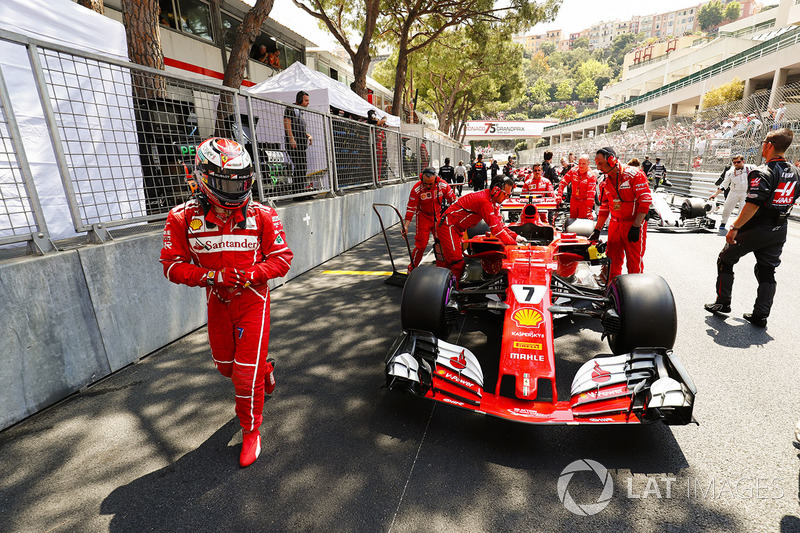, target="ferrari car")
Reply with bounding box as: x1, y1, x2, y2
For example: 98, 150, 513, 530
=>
384, 202, 696, 426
